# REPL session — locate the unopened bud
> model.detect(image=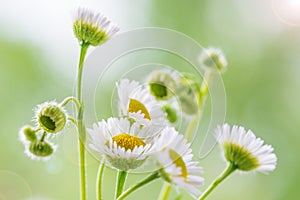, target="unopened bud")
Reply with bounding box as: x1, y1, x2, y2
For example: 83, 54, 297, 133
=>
35, 102, 67, 134
29, 140, 54, 158
20, 125, 37, 142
